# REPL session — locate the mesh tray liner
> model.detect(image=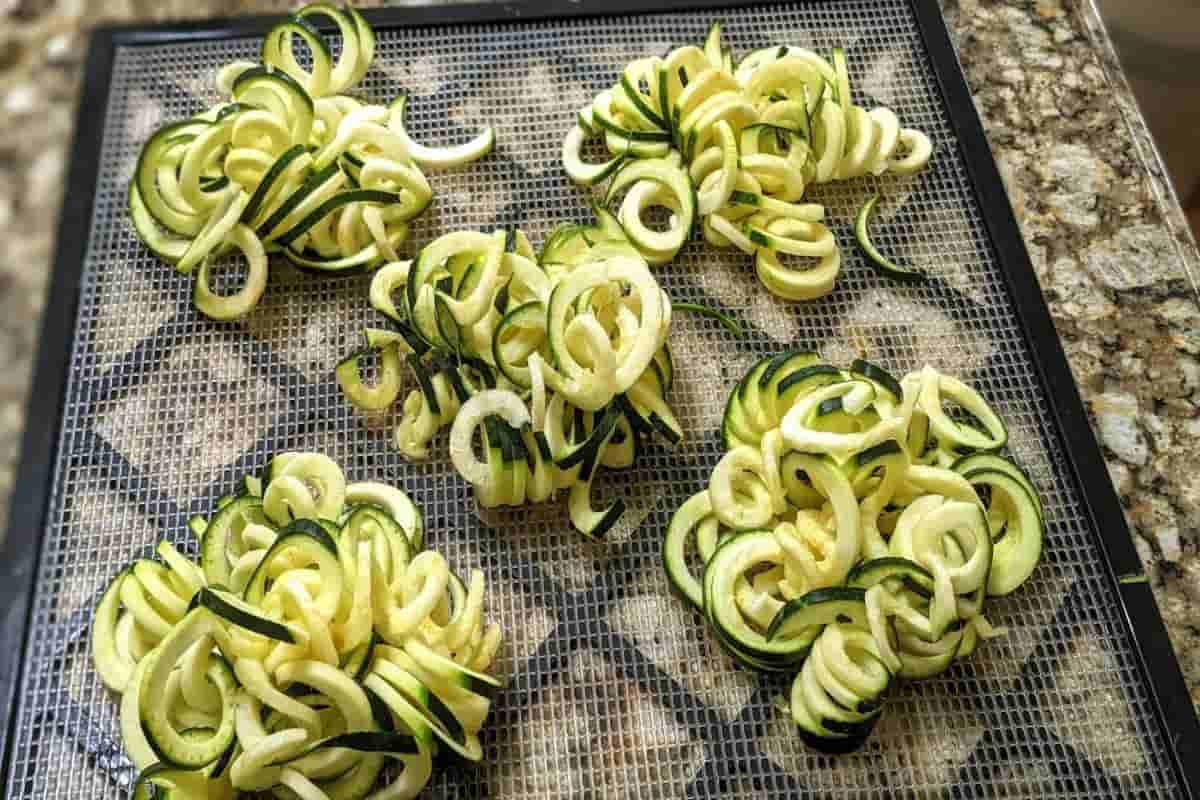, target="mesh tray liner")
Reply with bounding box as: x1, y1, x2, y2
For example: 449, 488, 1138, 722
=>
3, 2, 1182, 797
